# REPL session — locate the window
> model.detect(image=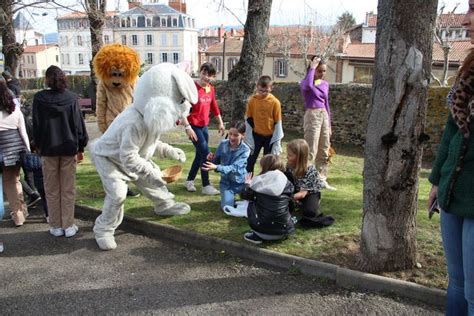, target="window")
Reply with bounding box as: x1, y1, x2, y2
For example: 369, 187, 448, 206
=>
161, 52, 168, 63
146, 53, 154, 64
65, 53, 70, 65
121, 35, 127, 45
132, 18, 137, 27
172, 33, 178, 46
126, 17, 131, 27
78, 53, 84, 65
161, 34, 167, 46
131, 35, 138, 45
172, 52, 179, 64
104, 35, 110, 44
274, 59, 288, 78
172, 18, 178, 27
77, 35, 83, 46
146, 34, 153, 45
56, 55, 59, 62
353, 66, 373, 83
228, 58, 238, 72
121, 19, 126, 27
161, 18, 167, 27
146, 17, 152, 27
31, 55, 35, 63
211, 57, 222, 73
